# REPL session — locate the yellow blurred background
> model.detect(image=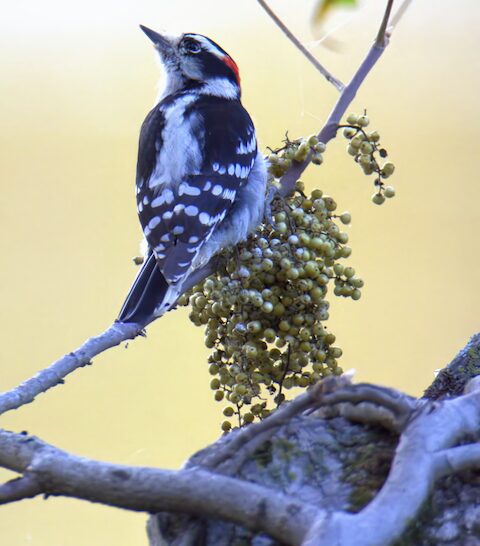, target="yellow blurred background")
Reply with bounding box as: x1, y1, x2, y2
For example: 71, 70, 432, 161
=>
0, 0, 478, 543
